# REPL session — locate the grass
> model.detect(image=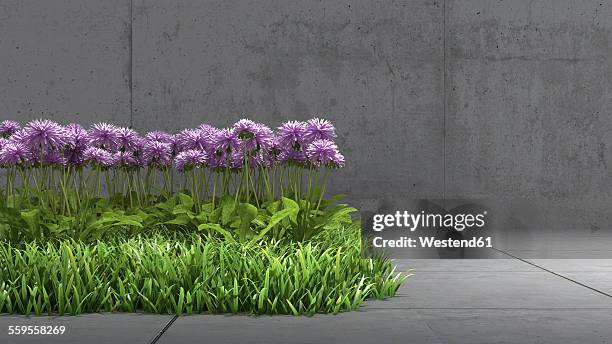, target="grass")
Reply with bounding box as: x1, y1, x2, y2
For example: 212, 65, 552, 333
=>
0, 225, 406, 316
